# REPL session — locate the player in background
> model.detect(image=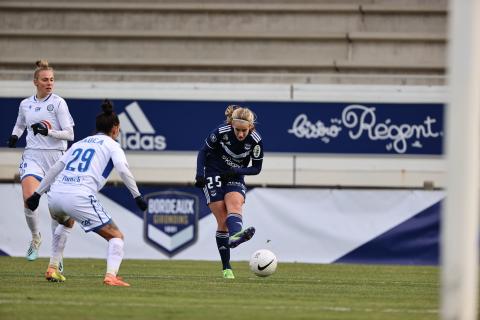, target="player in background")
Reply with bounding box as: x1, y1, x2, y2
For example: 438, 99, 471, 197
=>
26, 99, 147, 286
194, 105, 264, 279
7, 60, 75, 264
